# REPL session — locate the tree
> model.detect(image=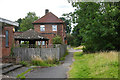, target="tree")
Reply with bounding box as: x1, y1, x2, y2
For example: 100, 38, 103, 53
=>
68, 2, 120, 52
66, 34, 75, 46
15, 18, 22, 31
20, 12, 38, 31
60, 14, 72, 34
